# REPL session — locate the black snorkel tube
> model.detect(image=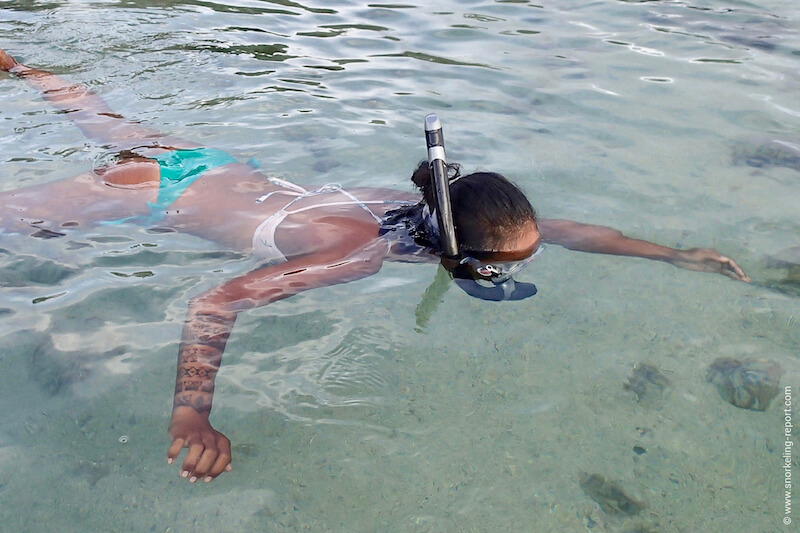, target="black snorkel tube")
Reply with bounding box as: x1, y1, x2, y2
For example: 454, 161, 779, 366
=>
425, 114, 459, 258
423, 113, 537, 302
